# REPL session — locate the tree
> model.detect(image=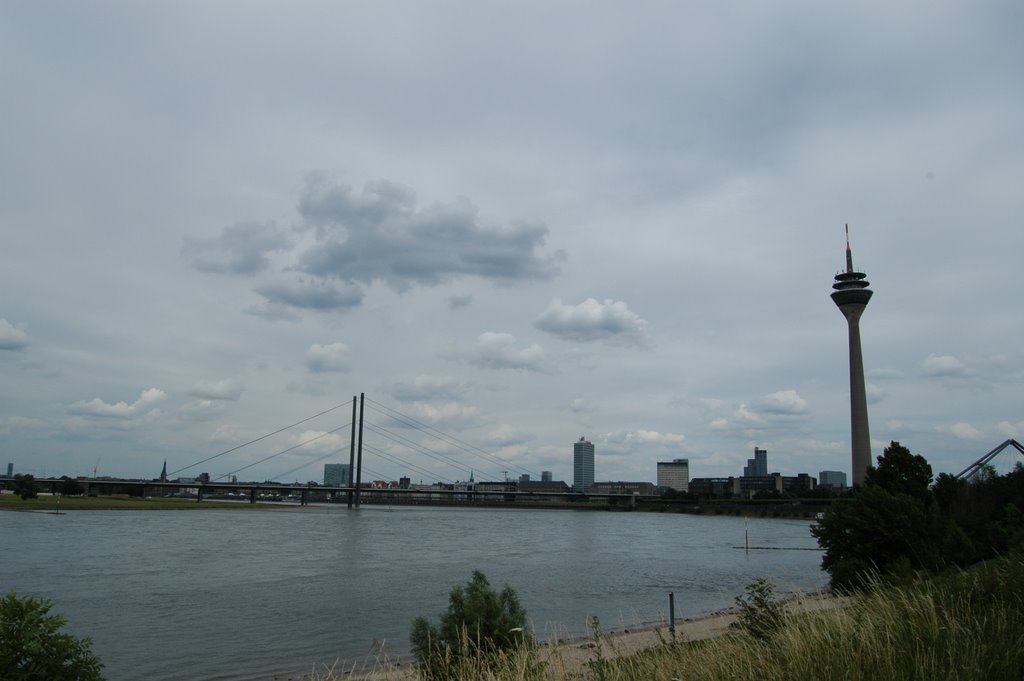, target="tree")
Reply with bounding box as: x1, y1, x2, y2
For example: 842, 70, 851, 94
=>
12, 474, 37, 500
58, 477, 84, 496
0, 592, 104, 681
864, 441, 933, 501
410, 570, 530, 678
811, 483, 937, 589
